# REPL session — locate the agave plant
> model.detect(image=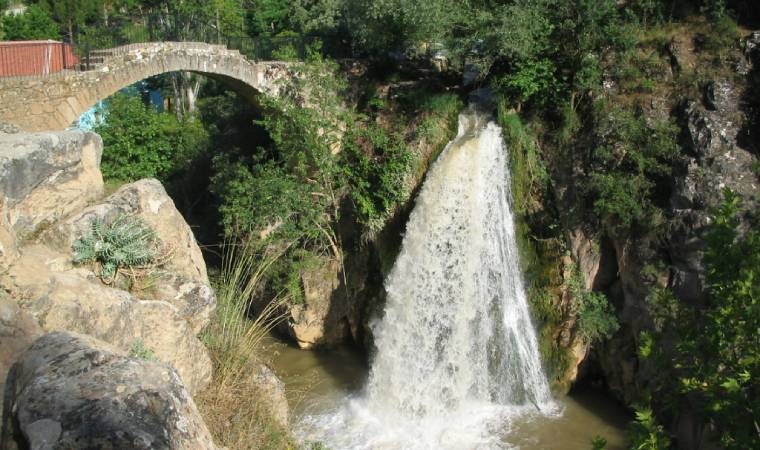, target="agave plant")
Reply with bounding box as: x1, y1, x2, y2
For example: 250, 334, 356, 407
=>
73, 214, 160, 281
